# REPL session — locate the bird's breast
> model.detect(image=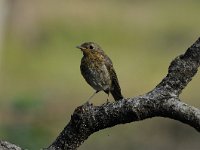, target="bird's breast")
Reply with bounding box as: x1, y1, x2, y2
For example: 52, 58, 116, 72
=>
80, 55, 111, 91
